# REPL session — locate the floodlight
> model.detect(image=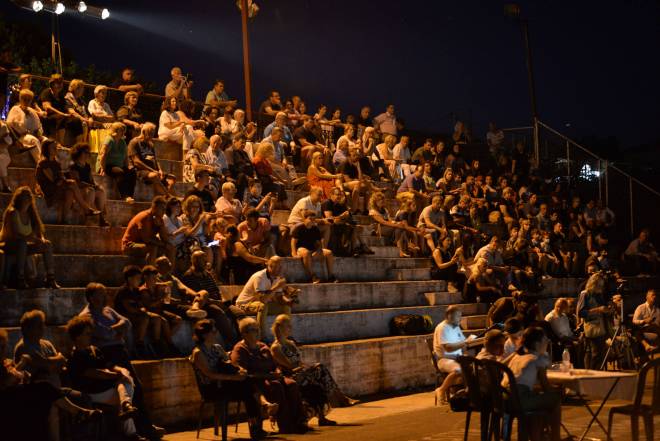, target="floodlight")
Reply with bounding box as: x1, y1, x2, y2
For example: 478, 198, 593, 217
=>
77, 1, 87, 13
32, 1, 43, 12
101, 8, 109, 19
54, 2, 65, 14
